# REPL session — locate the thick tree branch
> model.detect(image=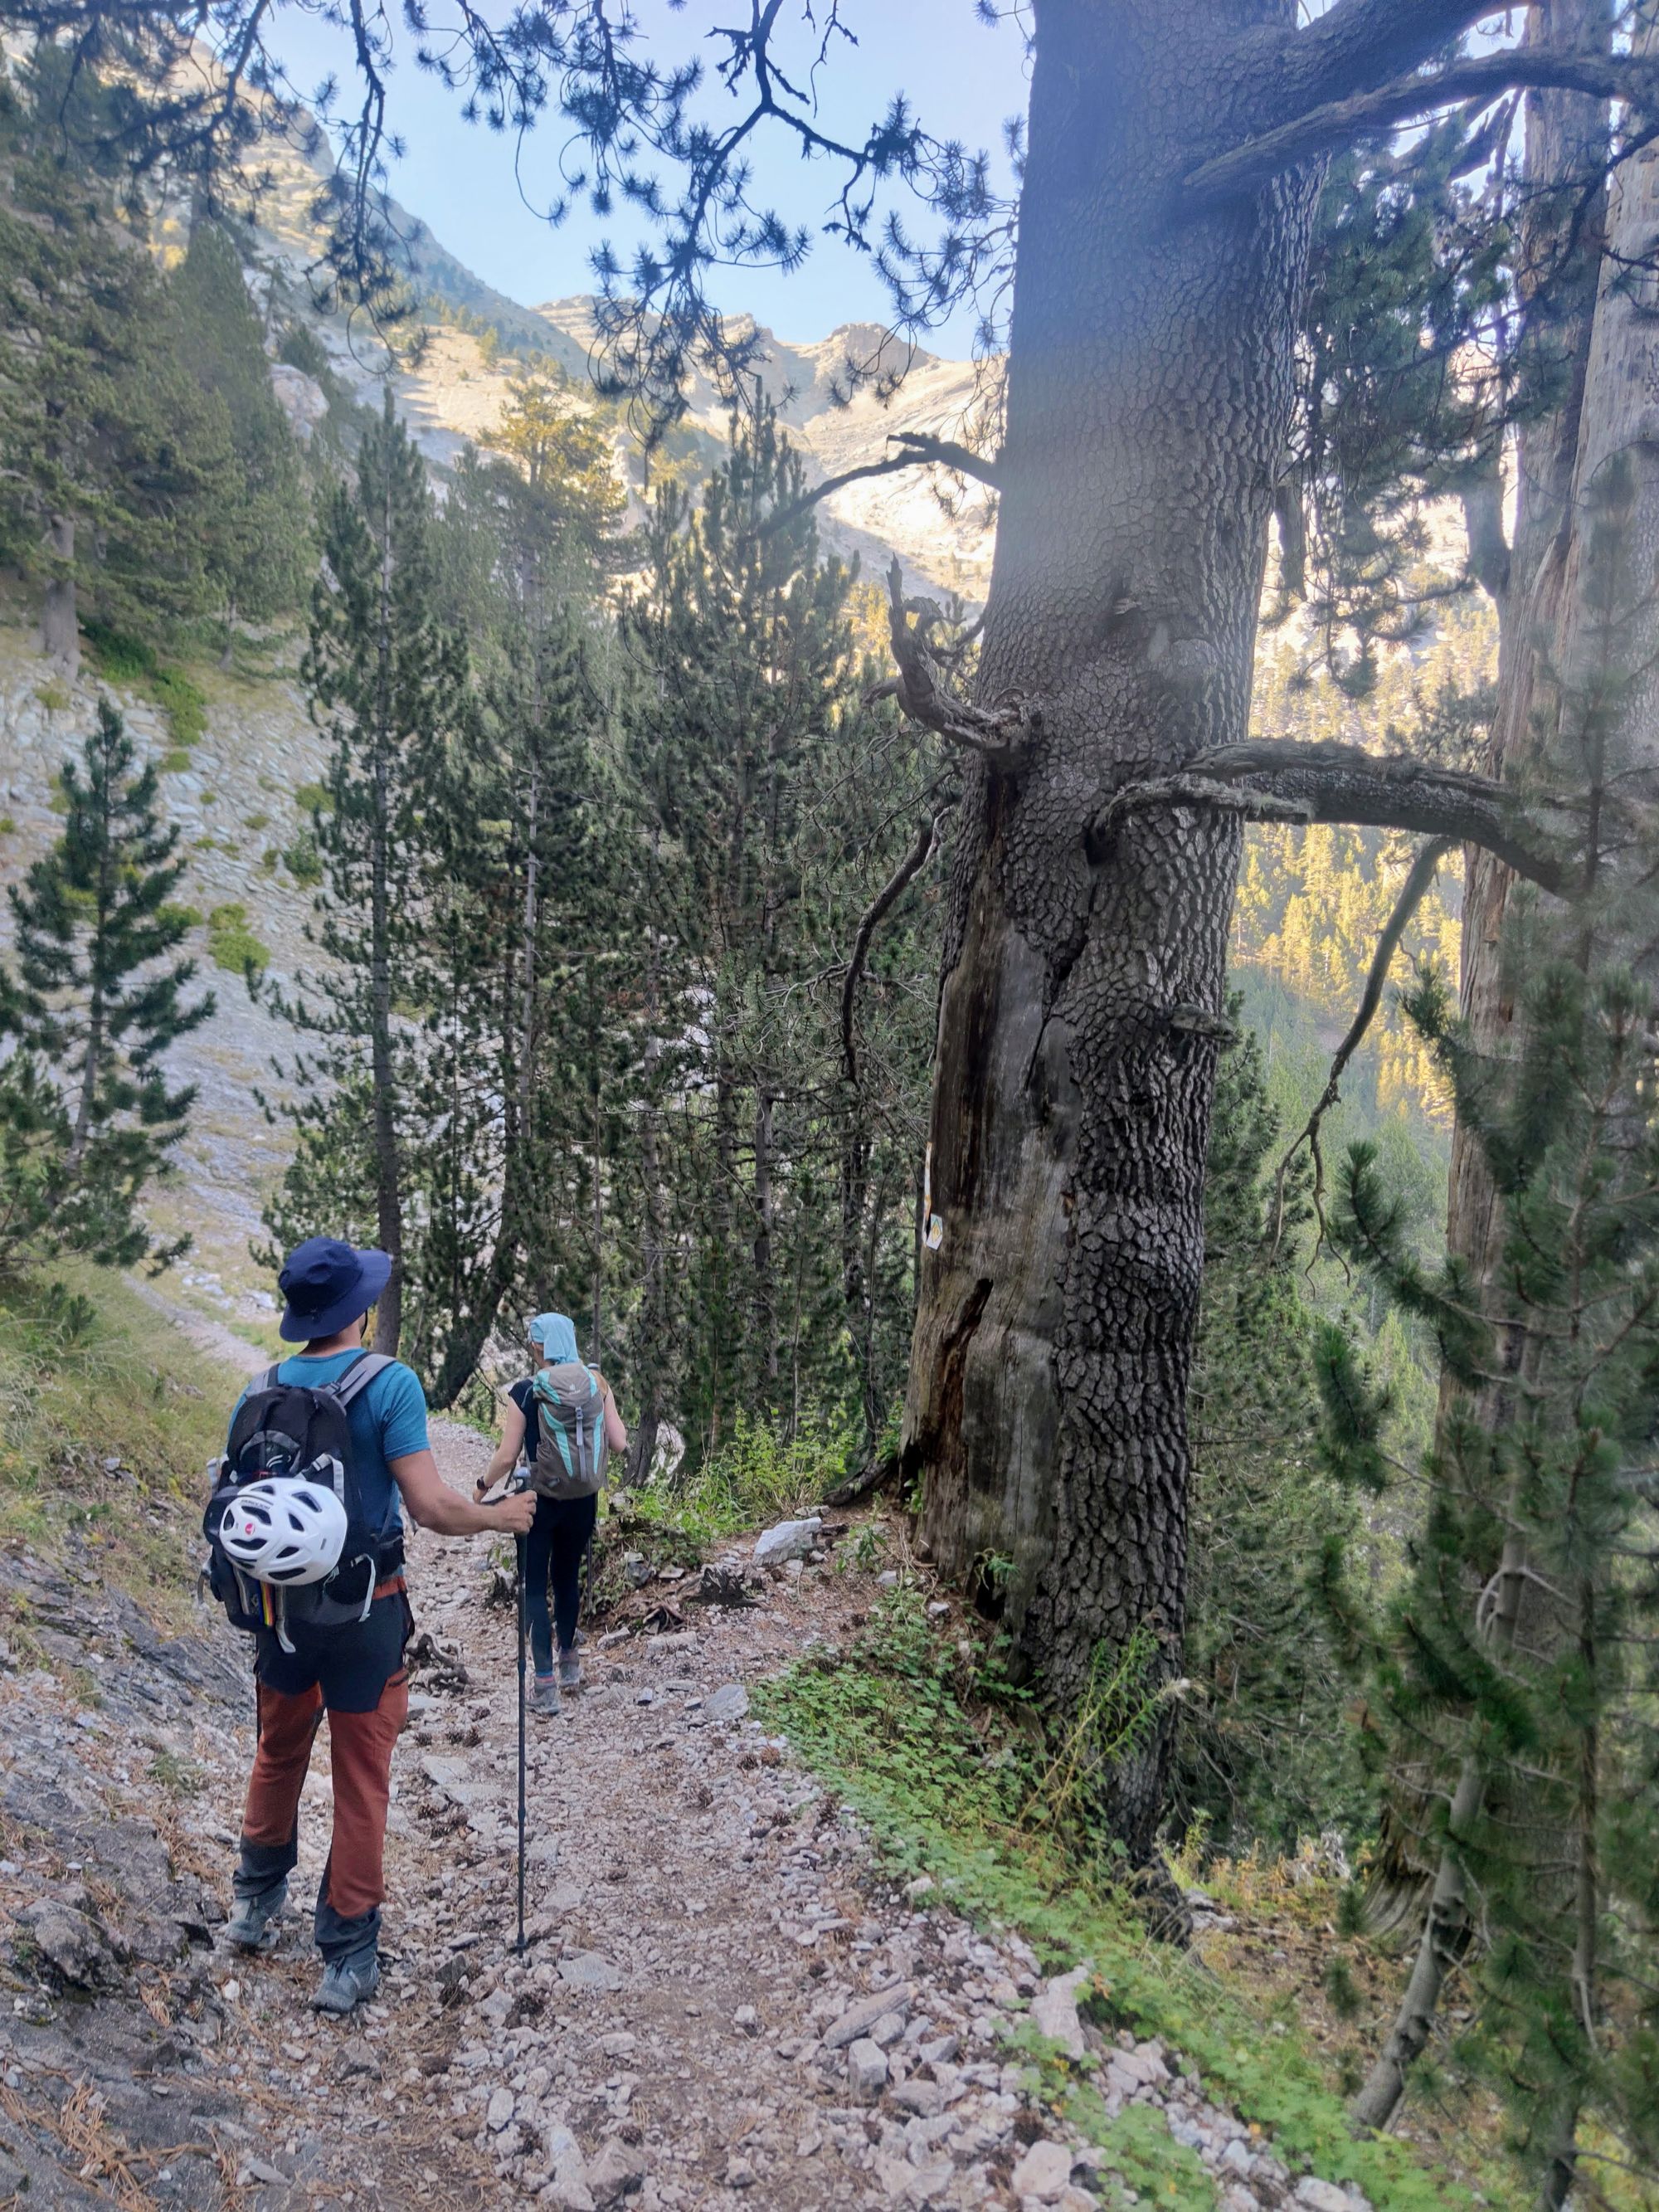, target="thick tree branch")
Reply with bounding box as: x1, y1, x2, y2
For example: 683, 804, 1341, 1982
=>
1268, 837, 1452, 1258
1187, 48, 1652, 208
884, 557, 1036, 765
1260, 1, 1525, 117
761, 434, 1001, 538
841, 803, 952, 1089
1093, 738, 1577, 892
